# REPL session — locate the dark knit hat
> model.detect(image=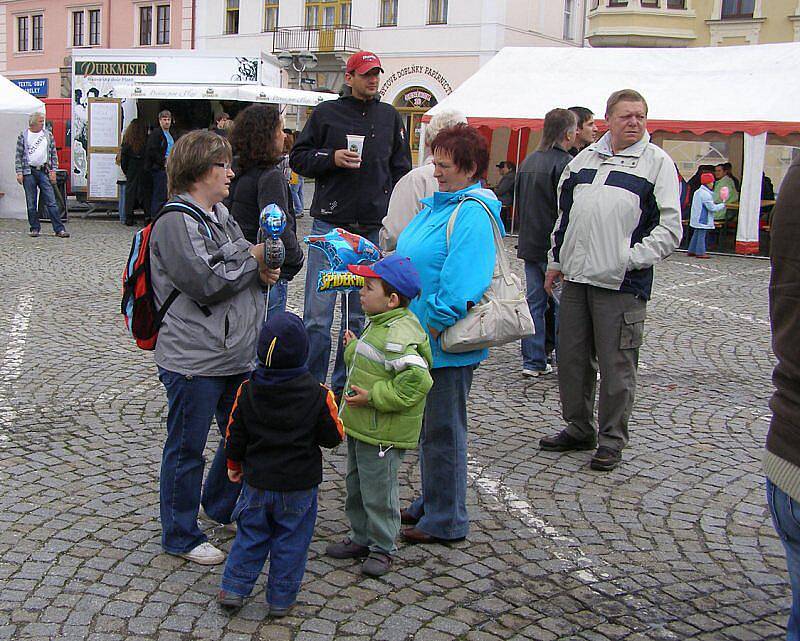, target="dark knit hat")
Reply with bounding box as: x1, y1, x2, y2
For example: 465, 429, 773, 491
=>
257, 312, 309, 369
